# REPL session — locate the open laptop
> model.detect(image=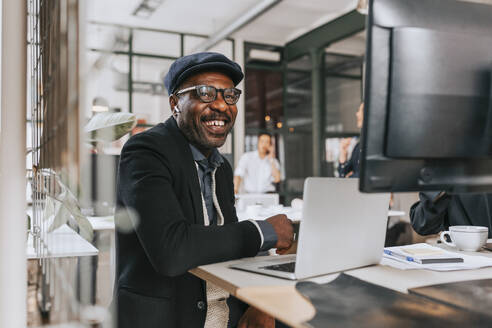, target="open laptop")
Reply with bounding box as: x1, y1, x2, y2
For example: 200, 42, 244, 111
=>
230, 178, 390, 280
